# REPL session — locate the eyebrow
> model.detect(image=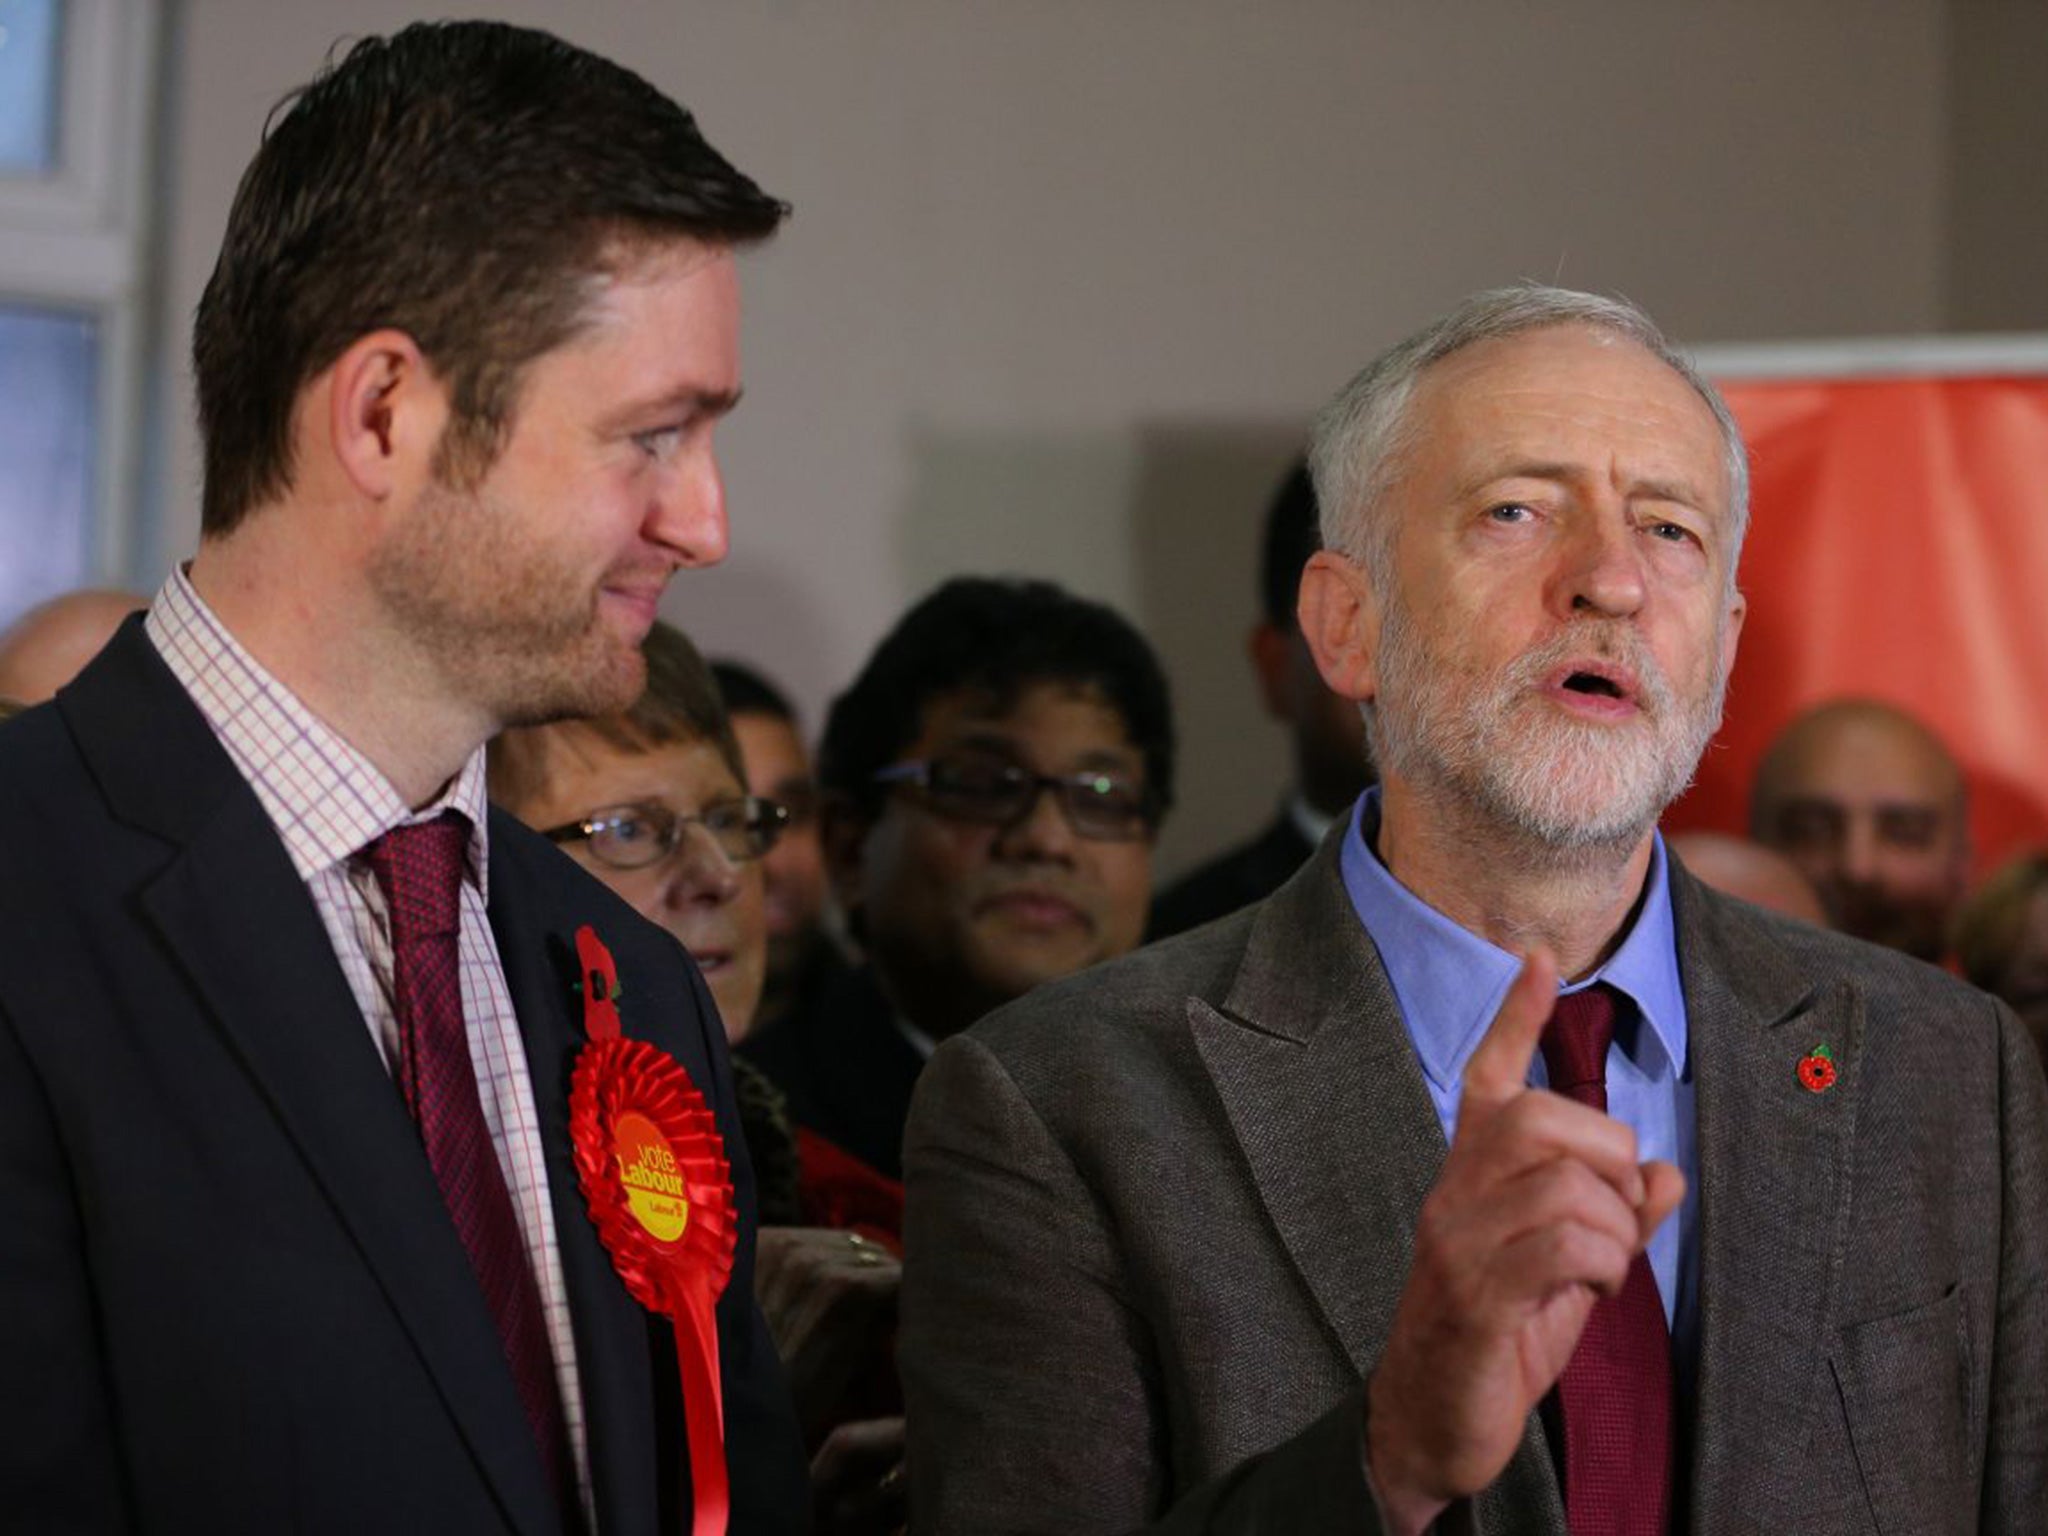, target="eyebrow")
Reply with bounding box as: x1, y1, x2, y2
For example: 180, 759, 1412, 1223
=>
598, 385, 744, 434
1461, 461, 1709, 511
